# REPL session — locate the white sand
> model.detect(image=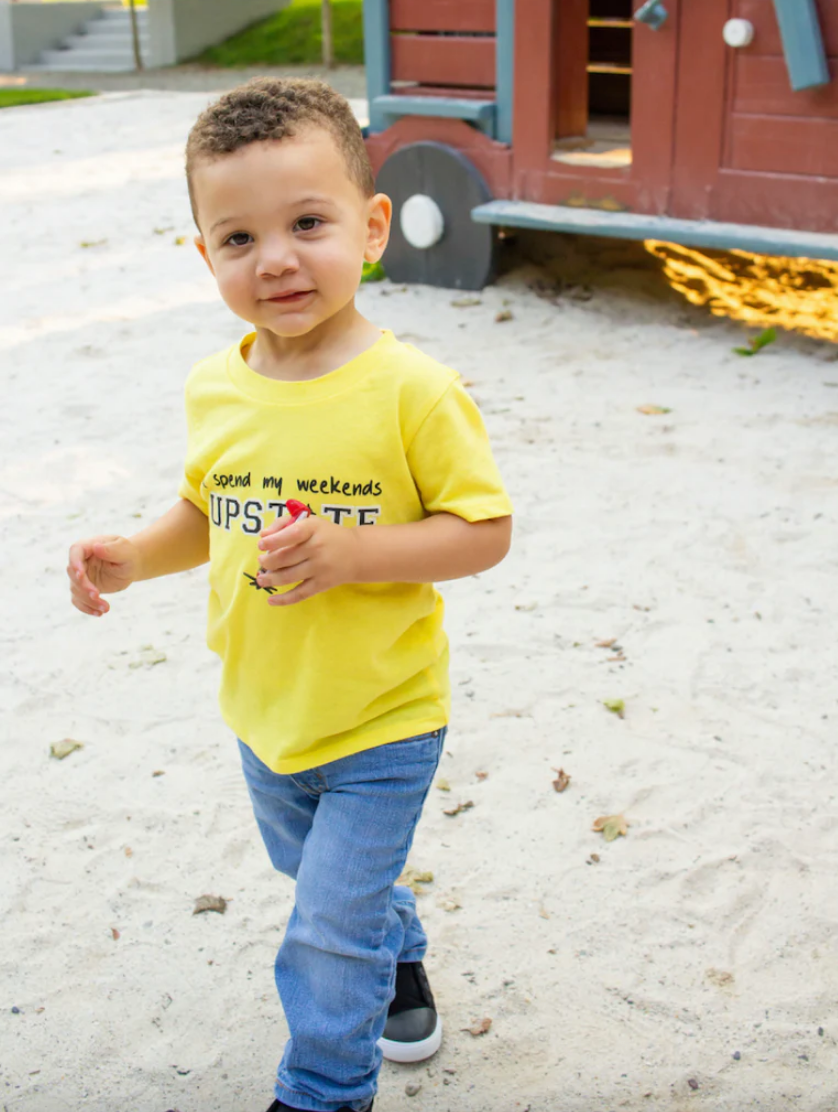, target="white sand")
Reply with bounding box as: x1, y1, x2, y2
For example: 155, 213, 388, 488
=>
2, 91, 838, 1112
